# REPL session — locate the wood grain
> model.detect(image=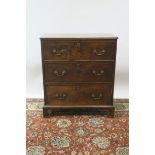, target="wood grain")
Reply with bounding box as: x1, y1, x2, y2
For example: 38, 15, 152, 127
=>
44, 62, 115, 83
40, 34, 118, 117
46, 84, 113, 106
